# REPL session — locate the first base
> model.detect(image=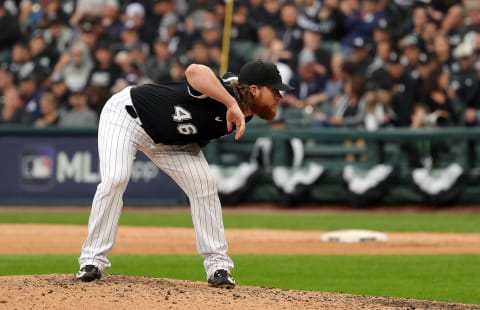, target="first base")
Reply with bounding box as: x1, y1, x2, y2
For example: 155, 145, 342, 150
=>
320, 229, 388, 243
